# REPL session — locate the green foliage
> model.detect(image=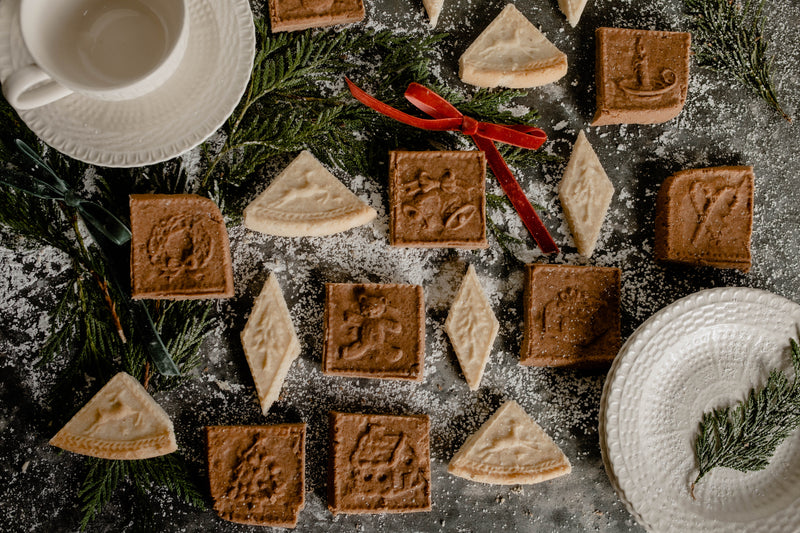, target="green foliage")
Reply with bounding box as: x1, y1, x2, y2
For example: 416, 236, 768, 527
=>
685, 0, 790, 121
79, 455, 205, 531
691, 339, 800, 496
199, 24, 548, 221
